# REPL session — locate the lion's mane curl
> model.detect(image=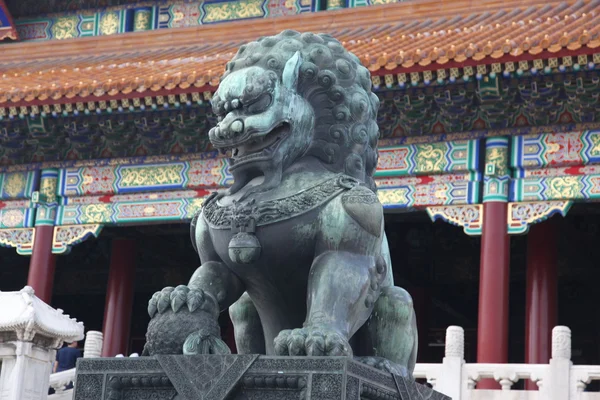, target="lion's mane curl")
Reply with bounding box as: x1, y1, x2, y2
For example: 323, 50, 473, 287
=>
221, 29, 380, 192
